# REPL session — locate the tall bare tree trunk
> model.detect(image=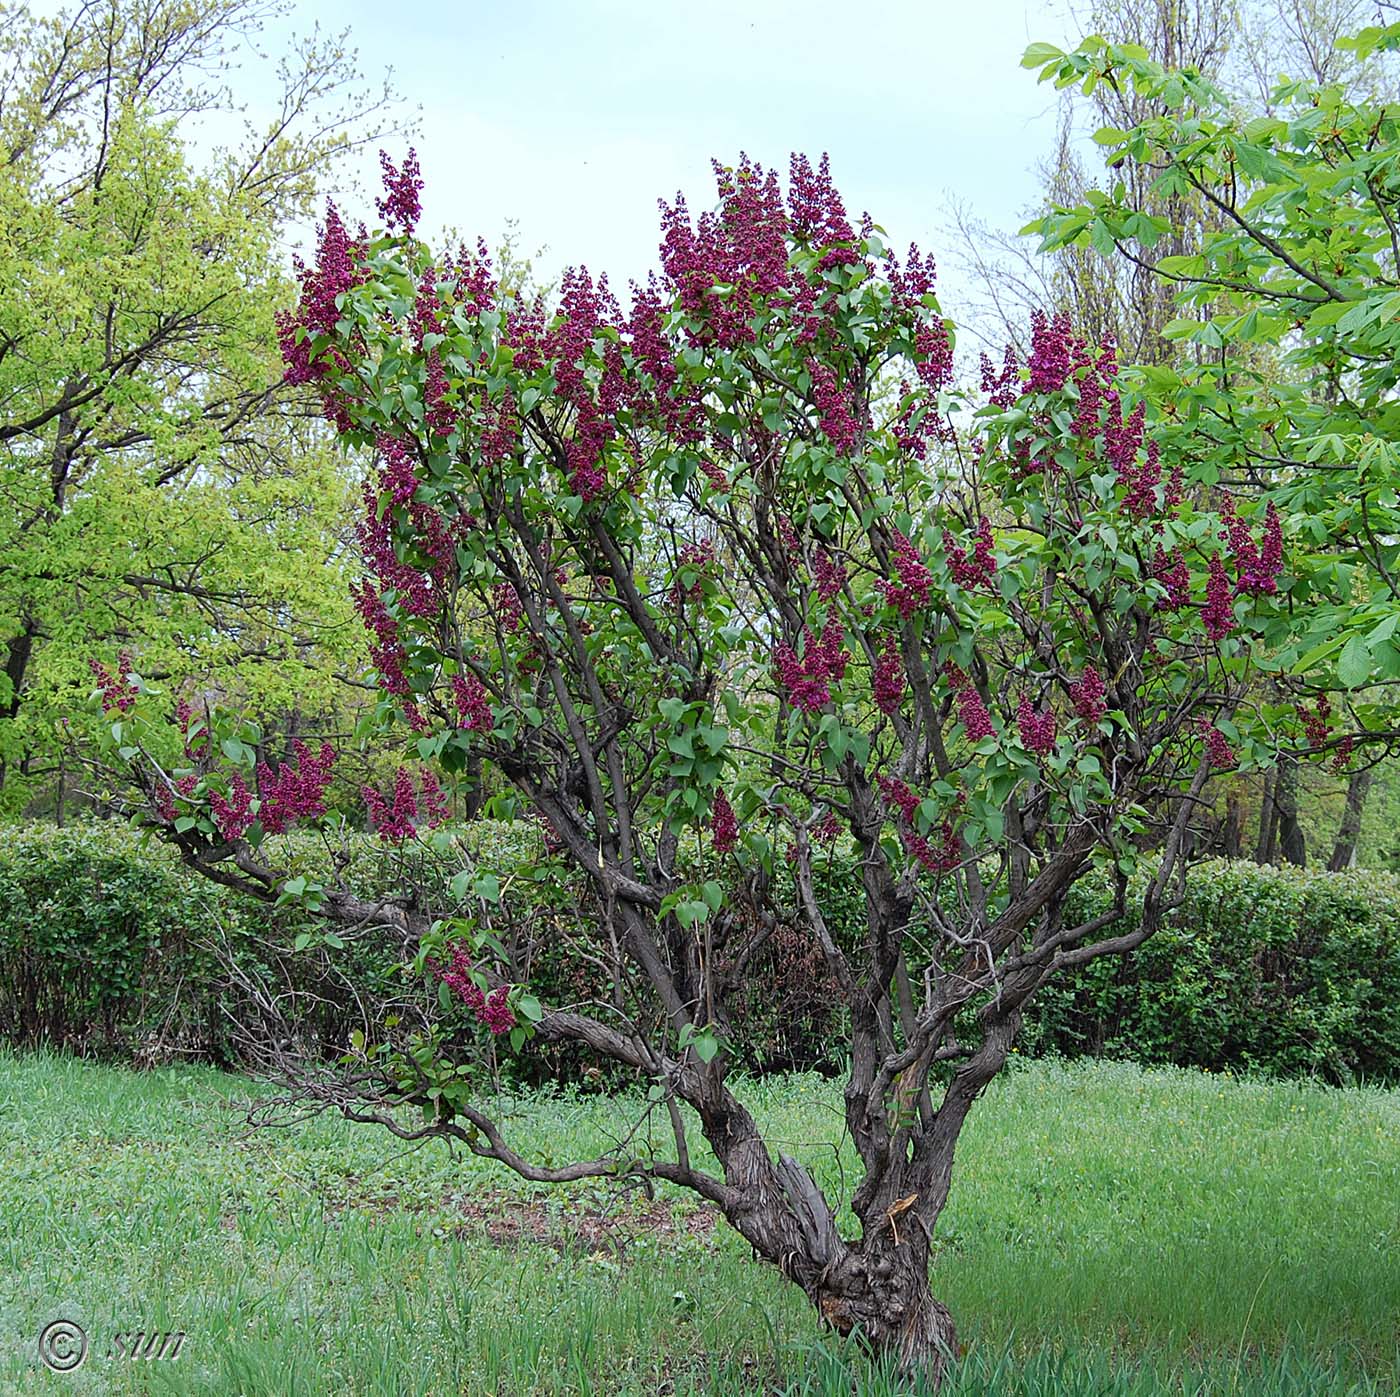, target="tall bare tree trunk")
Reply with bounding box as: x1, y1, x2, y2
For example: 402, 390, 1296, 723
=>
0, 624, 35, 792
1276, 757, 1306, 867
1328, 769, 1373, 871
1256, 767, 1277, 864
1217, 788, 1243, 857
